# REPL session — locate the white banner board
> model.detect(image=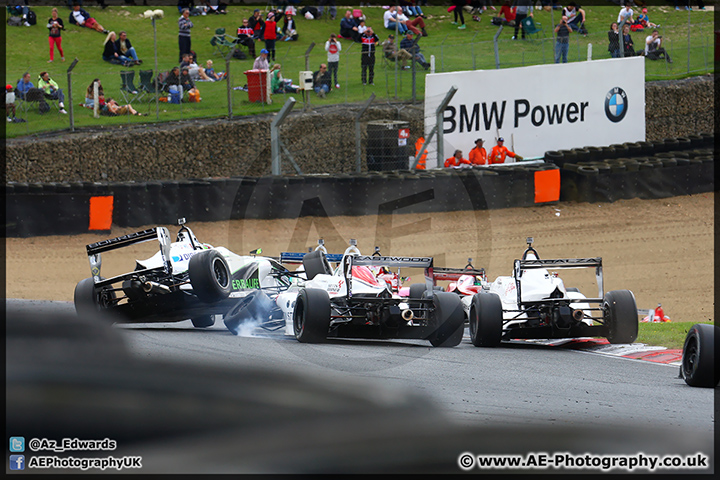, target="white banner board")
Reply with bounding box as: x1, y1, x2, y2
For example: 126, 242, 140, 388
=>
424, 57, 645, 168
